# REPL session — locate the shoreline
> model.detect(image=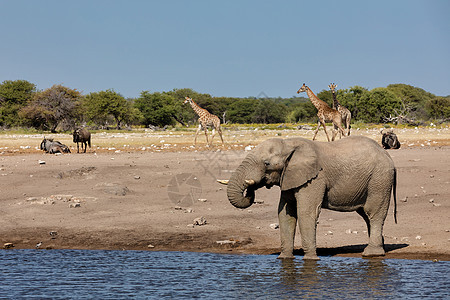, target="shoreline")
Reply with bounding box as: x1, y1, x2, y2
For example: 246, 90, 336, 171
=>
3, 243, 450, 262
